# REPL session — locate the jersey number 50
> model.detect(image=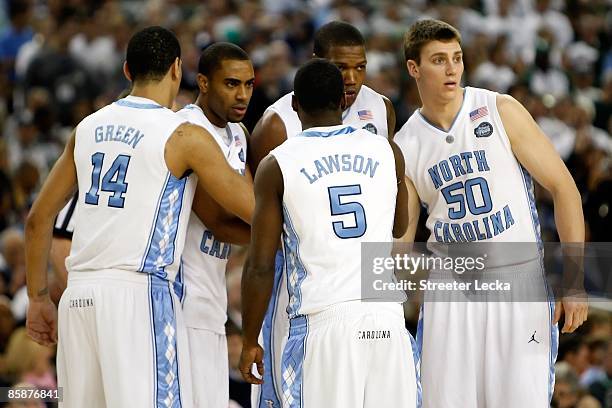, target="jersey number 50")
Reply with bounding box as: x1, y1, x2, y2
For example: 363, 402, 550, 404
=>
328, 185, 367, 239
441, 177, 492, 219
85, 152, 131, 208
